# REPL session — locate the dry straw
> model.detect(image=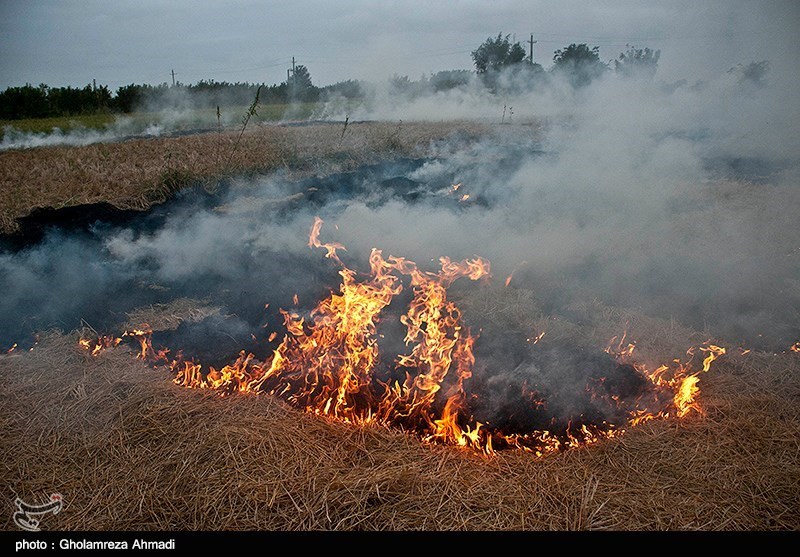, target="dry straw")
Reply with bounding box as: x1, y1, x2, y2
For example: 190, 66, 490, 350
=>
1, 122, 796, 530
0, 121, 491, 234
2, 298, 797, 530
